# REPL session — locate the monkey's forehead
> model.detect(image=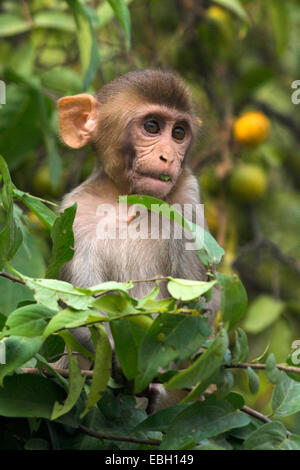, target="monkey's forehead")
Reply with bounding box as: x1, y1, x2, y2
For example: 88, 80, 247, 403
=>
96, 69, 194, 114
131, 103, 193, 122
